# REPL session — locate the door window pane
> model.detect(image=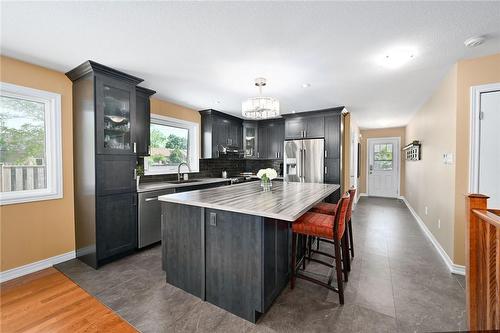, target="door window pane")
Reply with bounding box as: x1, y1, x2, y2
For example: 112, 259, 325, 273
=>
373, 143, 393, 170
0, 95, 47, 192
103, 85, 131, 150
